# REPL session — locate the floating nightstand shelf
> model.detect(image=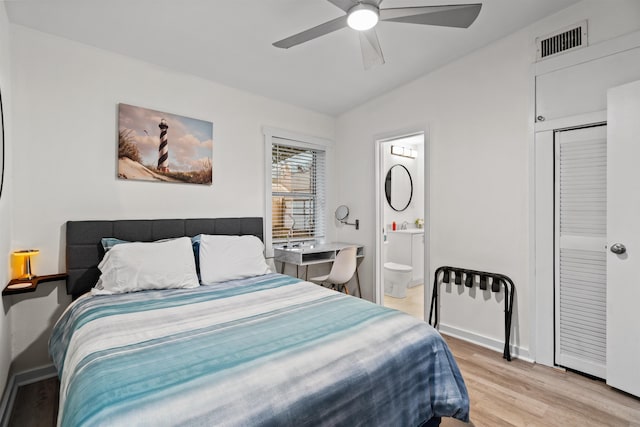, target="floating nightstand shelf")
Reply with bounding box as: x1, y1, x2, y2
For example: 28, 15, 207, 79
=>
2, 273, 68, 296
